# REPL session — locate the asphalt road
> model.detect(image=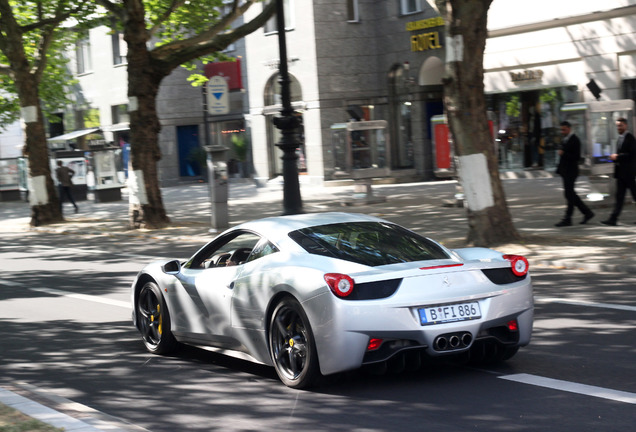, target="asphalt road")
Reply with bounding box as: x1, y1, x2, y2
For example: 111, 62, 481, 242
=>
0, 230, 635, 432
